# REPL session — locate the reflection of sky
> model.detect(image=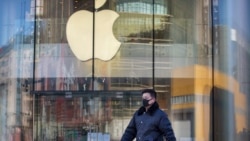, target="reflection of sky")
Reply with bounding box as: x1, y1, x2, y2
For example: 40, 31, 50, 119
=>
233, 1, 250, 41
0, 0, 32, 47
216, 0, 250, 40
